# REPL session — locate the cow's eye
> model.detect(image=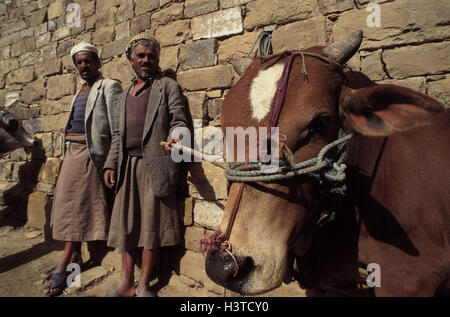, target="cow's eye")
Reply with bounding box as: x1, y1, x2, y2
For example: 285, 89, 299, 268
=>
309, 115, 331, 136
